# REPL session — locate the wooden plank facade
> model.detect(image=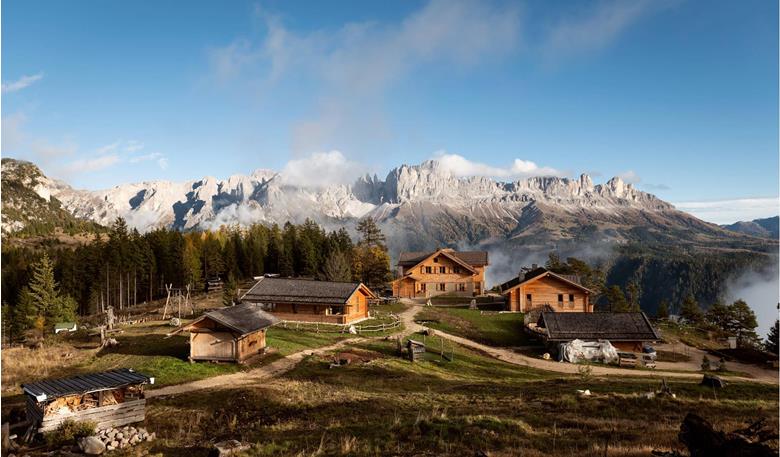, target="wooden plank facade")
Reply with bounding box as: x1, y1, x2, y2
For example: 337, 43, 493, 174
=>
241, 277, 377, 324
500, 268, 593, 313
392, 249, 488, 298
178, 303, 279, 363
